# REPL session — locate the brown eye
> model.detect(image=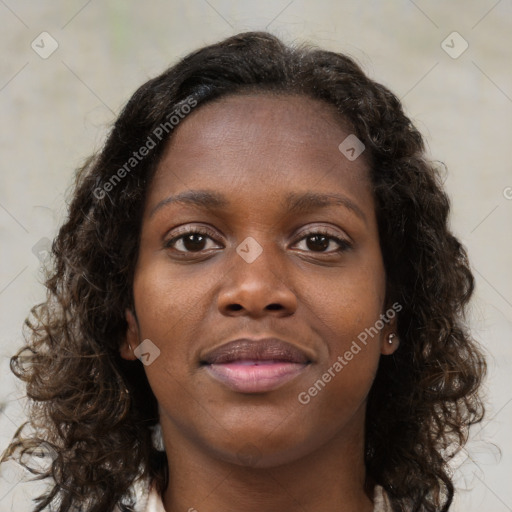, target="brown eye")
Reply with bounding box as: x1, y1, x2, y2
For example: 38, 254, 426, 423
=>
179, 233, 208, 252
165, 228, 222, 253
305, 234, 330, 252
294, 231, 351, 253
